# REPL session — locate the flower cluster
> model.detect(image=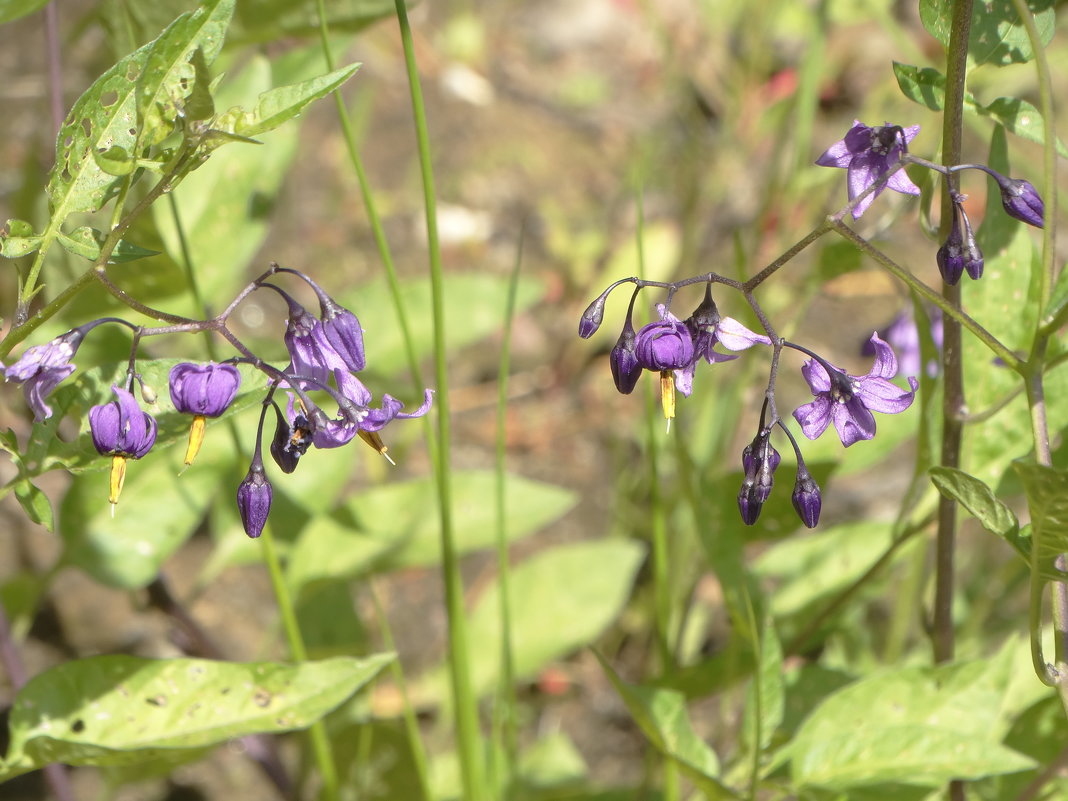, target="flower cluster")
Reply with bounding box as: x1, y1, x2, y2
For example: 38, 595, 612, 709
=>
817, 119, 1045, 286
579, 275, 922, 528
578, 118, 1043, 529
1, 265, 431, 534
